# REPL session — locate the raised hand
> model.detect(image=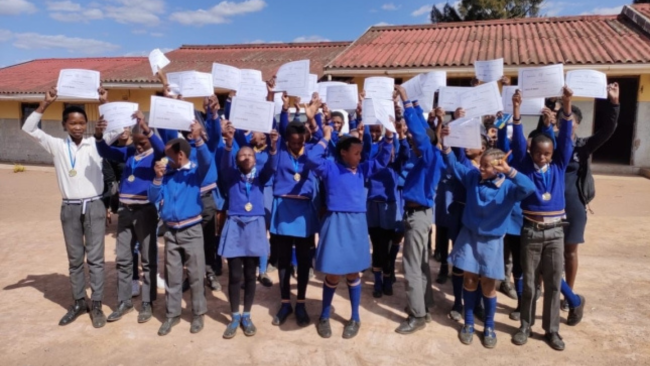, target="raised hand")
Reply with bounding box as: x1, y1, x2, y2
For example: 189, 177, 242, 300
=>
95, 115, 107, 139
492, 151, 513, 174
269, 129, 279, 153
281, 92, 290, 110
132, 111, 149, 134
561, 86, 573, 116
607, 82, 619, 105
453, 107, 465, 120
154, 160, 167, 178
322, 125, 333, 141
541, 107, 556, 128
44, 86, 58, 104
512, 90, 522, 109
189, 120, 204, 141
500, 76, 511, 86
394, 85, 408, 102
223, 121, 235, 146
